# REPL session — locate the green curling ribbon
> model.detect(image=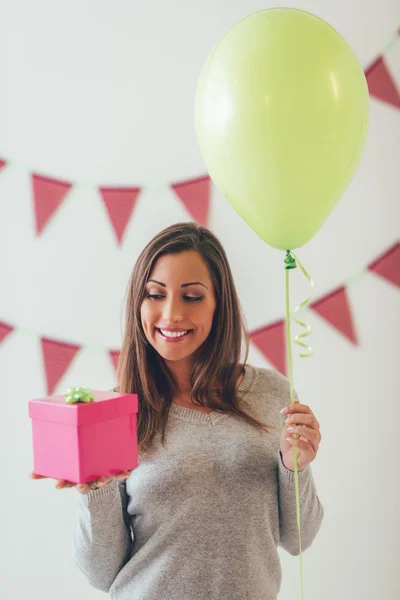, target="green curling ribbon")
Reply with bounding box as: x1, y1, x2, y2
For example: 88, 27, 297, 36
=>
64, 387, 95, 404
290, 251, 314, 358
284, 250, 315, 600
